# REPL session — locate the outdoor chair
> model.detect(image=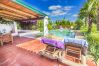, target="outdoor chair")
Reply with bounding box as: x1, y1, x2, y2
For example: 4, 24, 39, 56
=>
2, 33, 13, 45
